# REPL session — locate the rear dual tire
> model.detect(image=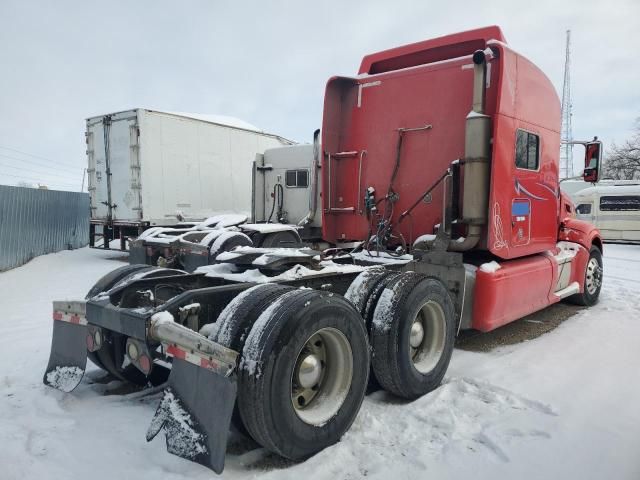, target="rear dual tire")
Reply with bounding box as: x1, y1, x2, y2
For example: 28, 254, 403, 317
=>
237, 289, 369, 460
370, 275, 456, 399
211, 286, 369, 460
346, 270, 456, 399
